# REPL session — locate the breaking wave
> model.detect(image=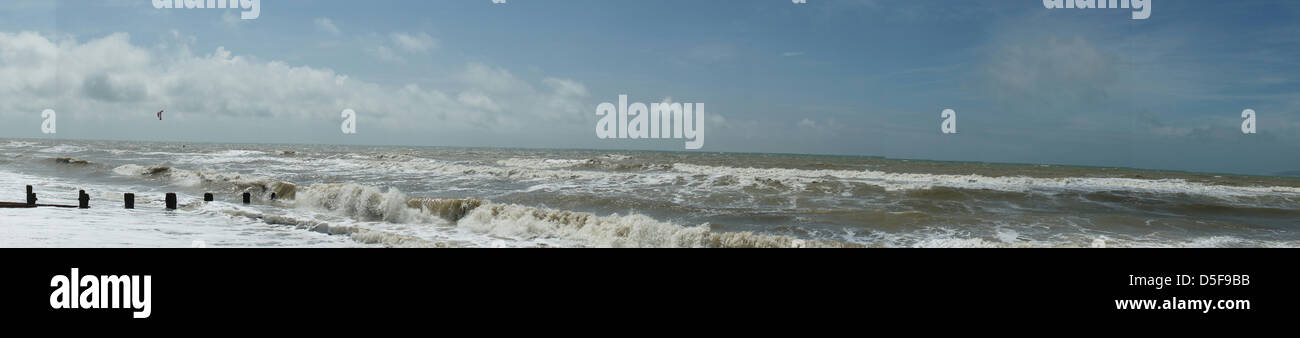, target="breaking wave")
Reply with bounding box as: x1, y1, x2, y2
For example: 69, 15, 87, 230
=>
288, 181, 842, 248
456, 203, 853, 248
670, 163, 1300, 198
293, 183, 444, 224
37, 145, 87, 154
94, 156, 1300, 248
222, 209, 447, 248
349, 155, 1300, 206
112, 164, 297, 198
48, 157, 96, 166
496, 157, 673, 172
